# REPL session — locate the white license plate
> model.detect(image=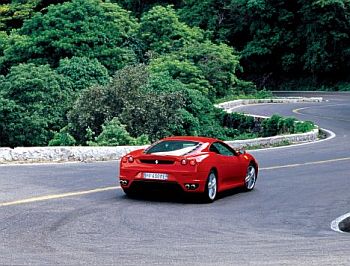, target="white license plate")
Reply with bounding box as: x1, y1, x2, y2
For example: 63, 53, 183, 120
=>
143, 172, 168, 180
